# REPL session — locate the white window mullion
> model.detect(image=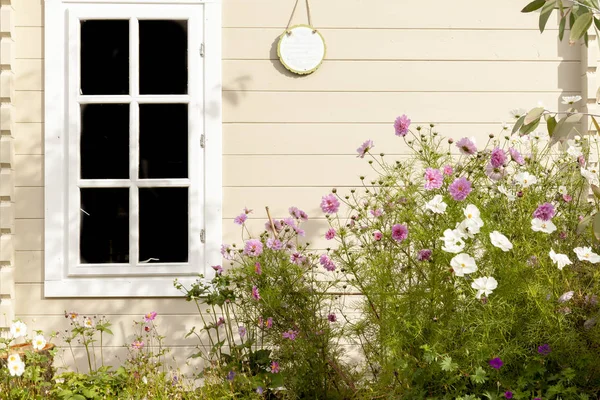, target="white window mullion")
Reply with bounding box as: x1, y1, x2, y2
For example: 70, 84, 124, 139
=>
129, 17, 140, 267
